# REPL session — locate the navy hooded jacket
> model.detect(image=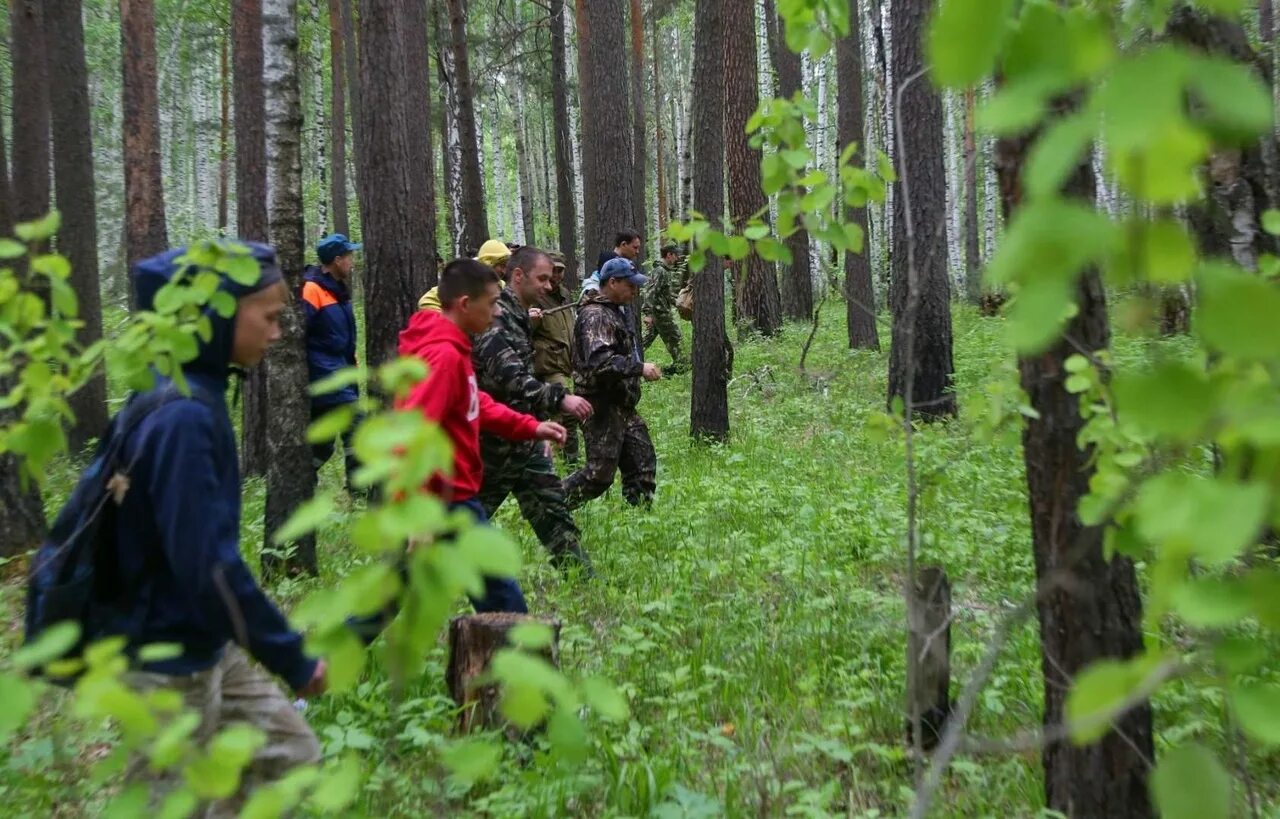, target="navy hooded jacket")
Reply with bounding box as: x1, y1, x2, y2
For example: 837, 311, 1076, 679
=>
300, 266, 358, 408
105, 244, 317, 691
